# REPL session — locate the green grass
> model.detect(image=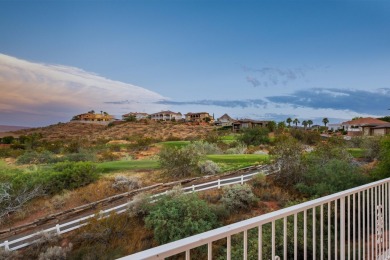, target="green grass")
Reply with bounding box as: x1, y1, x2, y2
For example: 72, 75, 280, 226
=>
158, 141, 191, 148
347, 148, 365, 158
206, 154, 270, 172
97, 160, 159, 173
220, 135, 238, 144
